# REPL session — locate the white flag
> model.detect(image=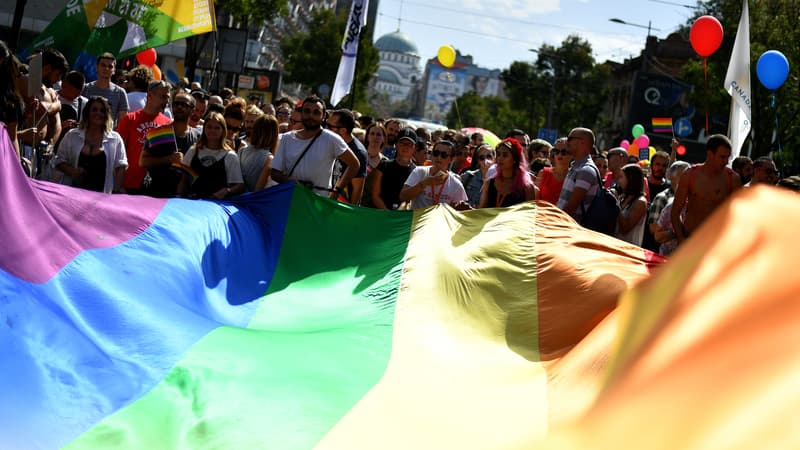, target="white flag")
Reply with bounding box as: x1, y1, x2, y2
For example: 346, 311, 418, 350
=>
330, 0, 369, 107
724, 0, 751, 160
